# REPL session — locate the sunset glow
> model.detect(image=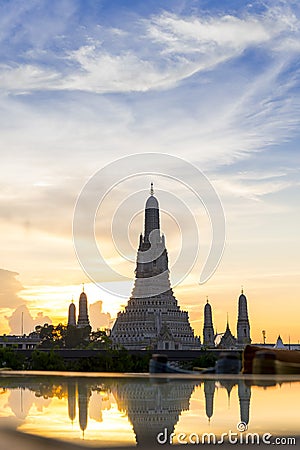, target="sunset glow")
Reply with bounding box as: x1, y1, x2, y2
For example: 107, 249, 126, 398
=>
0, 0, 299, 345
